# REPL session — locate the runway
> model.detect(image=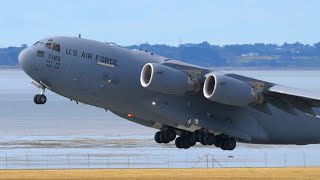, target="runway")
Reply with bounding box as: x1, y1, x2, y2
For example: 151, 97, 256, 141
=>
0, 168, 319, 180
